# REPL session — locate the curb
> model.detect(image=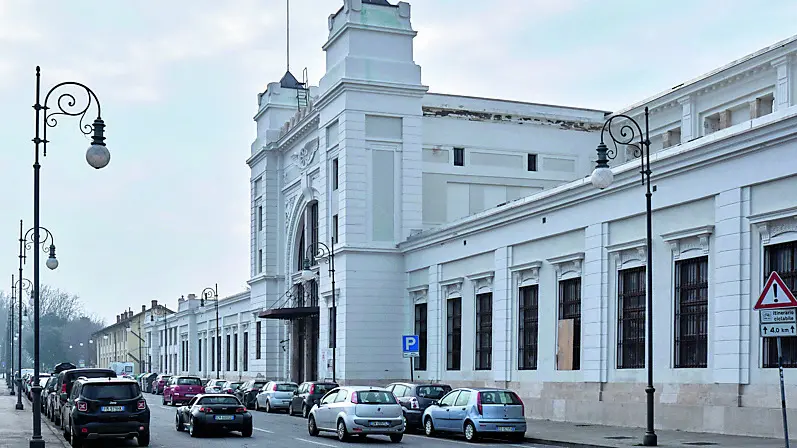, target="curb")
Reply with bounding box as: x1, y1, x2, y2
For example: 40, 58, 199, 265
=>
525, 436, 615, 448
